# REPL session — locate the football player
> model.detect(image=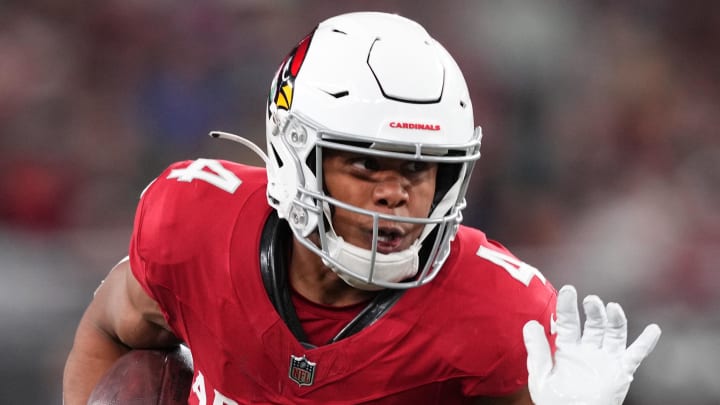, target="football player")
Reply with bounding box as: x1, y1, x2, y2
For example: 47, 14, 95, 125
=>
64, 12, 660, 404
